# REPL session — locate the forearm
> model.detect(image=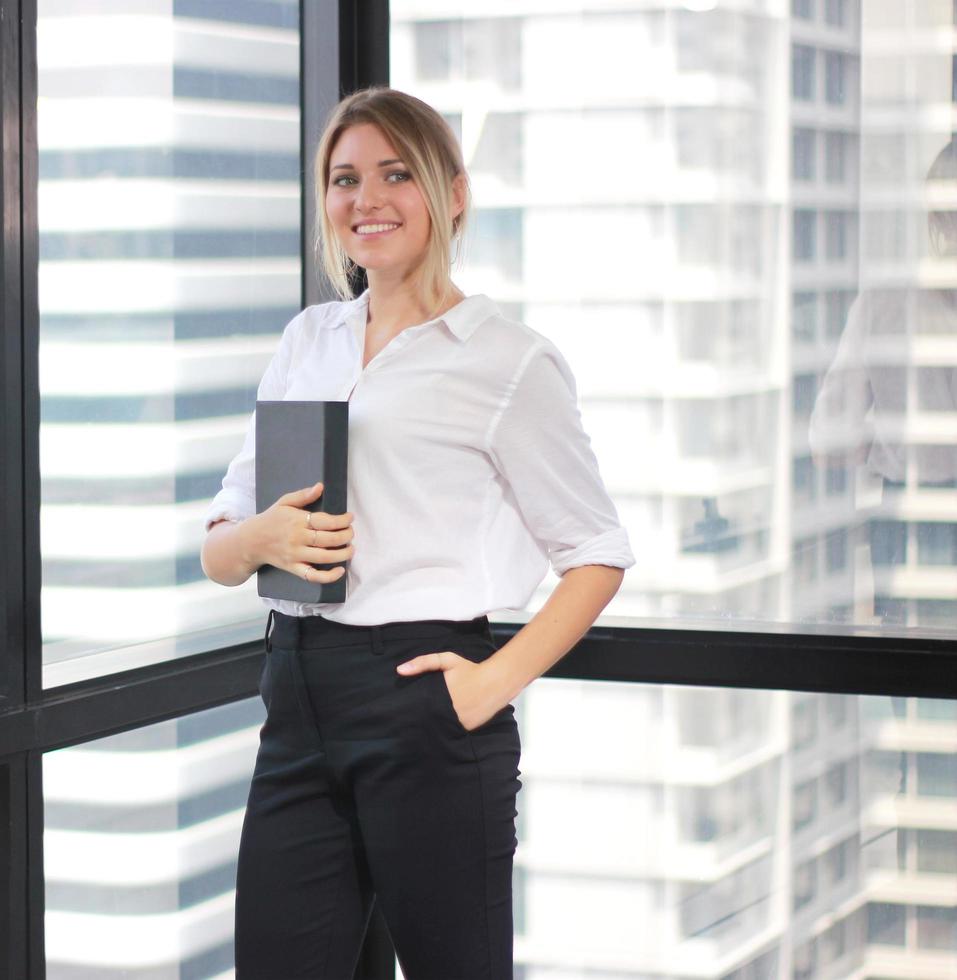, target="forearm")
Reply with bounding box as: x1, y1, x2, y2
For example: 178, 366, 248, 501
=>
201, 518, 261, 587
484, 564, 625, 704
